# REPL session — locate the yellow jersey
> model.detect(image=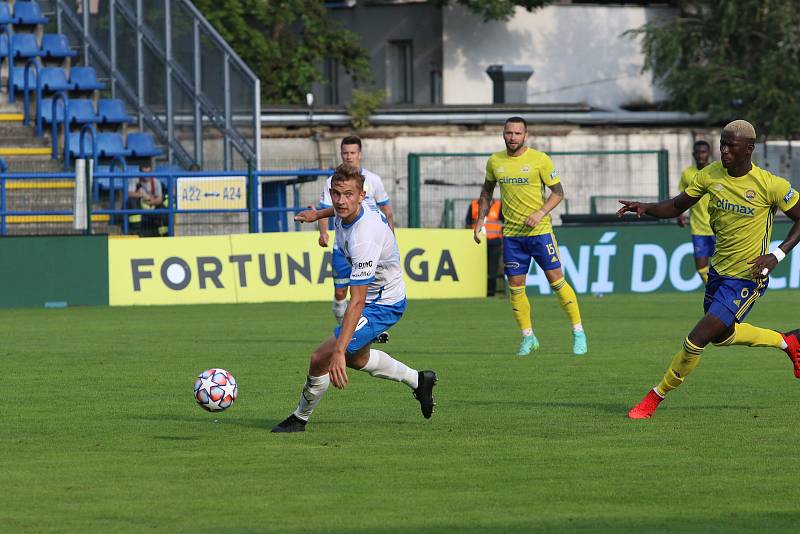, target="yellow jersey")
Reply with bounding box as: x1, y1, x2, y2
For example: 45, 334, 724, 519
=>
678, 165, 713, 236
485, 147, 560, 236
685, 162, 799, 279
